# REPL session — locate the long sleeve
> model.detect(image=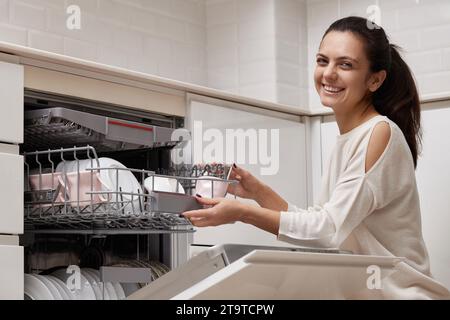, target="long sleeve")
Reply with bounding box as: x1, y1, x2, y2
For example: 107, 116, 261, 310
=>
278, 167, 376, 248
